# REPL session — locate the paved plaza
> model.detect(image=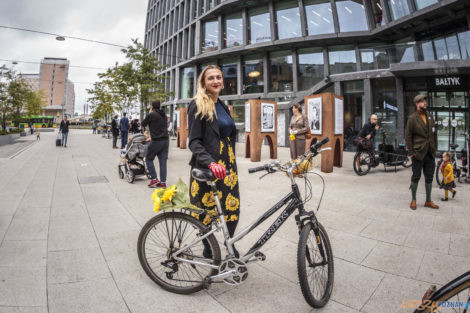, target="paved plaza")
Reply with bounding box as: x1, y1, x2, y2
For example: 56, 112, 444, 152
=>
0, 130, 469, 313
